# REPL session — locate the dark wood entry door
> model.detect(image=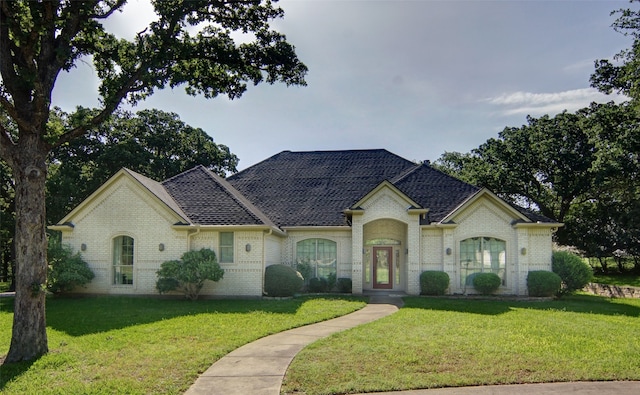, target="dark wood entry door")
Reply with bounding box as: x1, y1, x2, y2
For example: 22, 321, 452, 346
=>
373, 246, 393, 289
